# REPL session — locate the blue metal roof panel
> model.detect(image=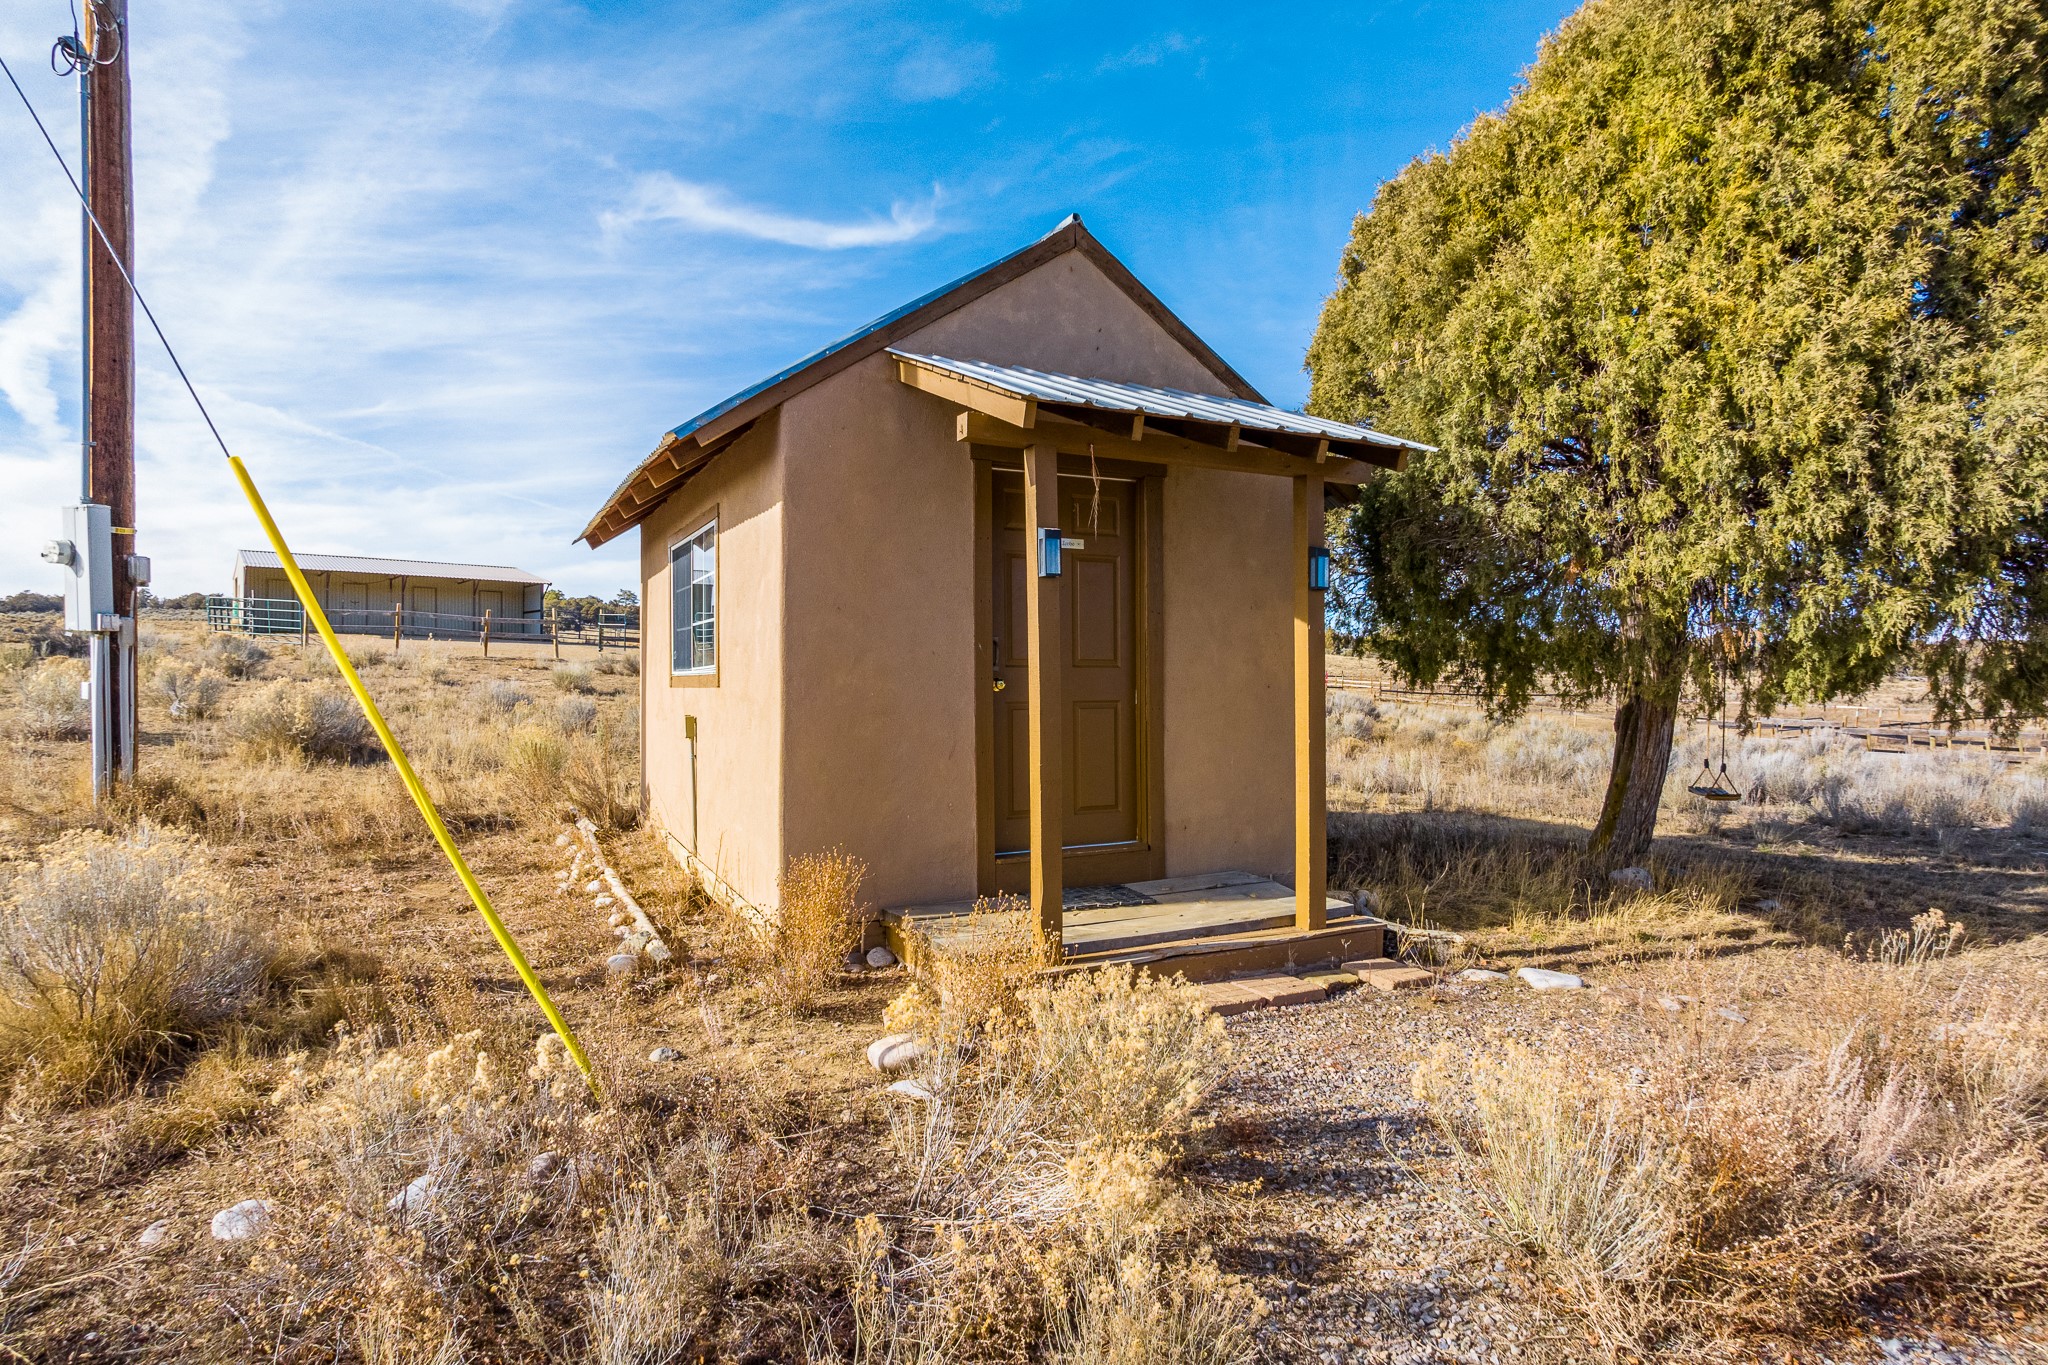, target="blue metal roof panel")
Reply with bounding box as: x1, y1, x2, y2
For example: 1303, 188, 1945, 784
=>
887, 351, 1434, 453
665, 217, 1089, 445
